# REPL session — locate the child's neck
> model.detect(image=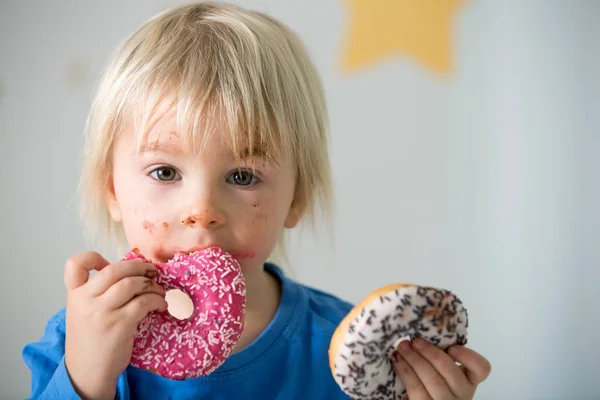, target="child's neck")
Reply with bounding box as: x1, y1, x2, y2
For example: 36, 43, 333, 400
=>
232, 266, 281, 353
